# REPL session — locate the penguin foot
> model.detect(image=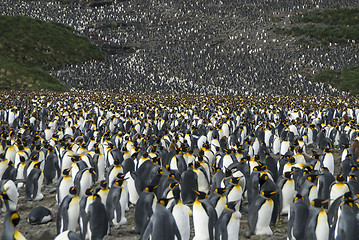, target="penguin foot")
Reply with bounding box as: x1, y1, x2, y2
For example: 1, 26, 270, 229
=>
245, 231, 252, 238
34, 193, 44, 201
119, 217, 127, 225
